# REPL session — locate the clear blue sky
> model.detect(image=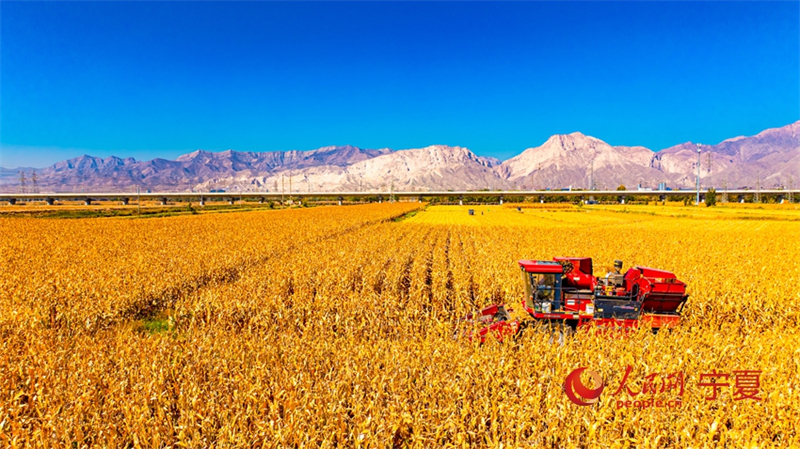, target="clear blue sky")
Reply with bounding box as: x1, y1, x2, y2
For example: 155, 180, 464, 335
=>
1, 1, 798, 168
